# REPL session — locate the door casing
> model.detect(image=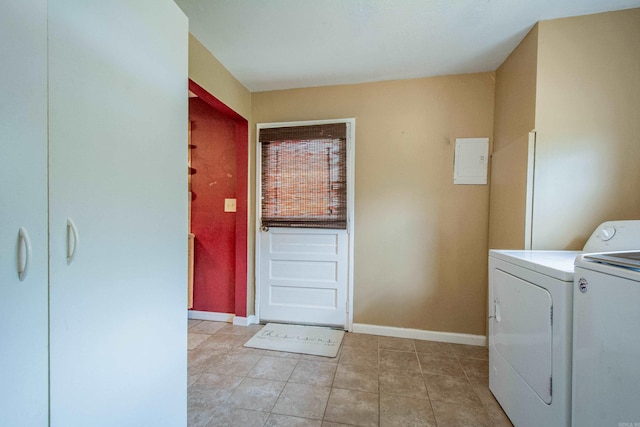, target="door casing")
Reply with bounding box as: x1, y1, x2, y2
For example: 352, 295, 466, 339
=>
255, 118, 355, 331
